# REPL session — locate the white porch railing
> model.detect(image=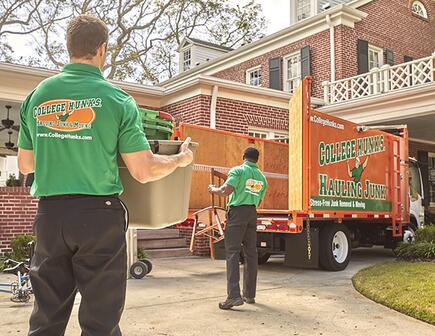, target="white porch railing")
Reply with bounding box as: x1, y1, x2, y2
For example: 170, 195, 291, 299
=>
322, 53, 435, 104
